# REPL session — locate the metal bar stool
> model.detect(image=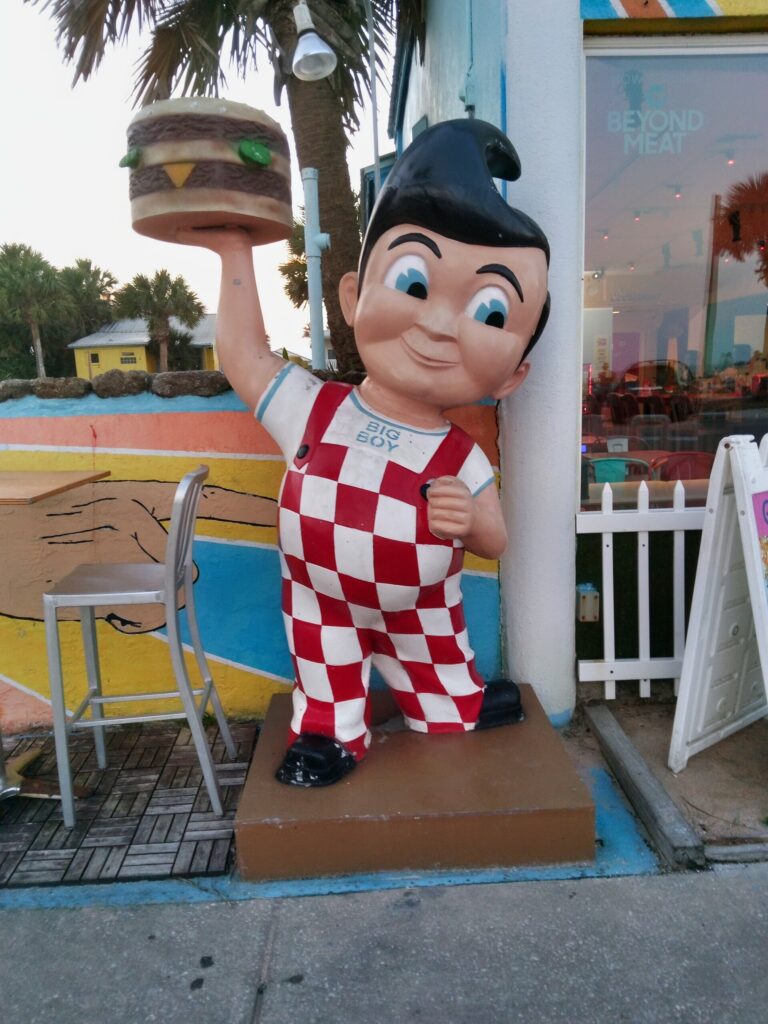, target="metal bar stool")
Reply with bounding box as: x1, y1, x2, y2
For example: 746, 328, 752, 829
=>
43, 466, 236, 827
